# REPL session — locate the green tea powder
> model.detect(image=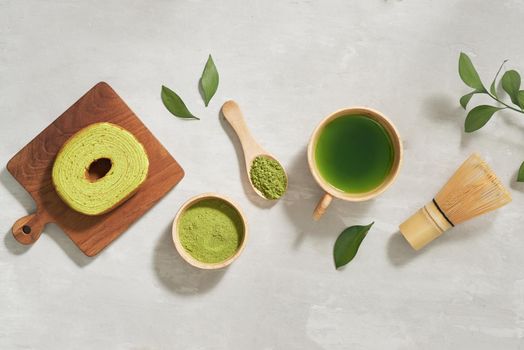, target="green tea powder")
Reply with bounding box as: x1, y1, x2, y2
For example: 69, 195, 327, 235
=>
179, 198, 244, 264
249, 156, 287, 199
